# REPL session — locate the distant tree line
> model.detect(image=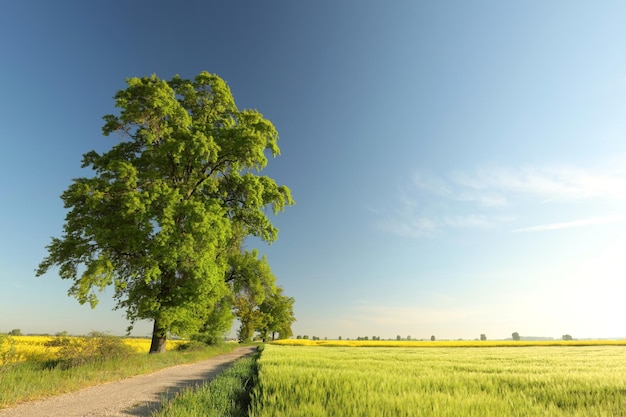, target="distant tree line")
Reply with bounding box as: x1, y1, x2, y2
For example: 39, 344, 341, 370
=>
288, 331, 579, 342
